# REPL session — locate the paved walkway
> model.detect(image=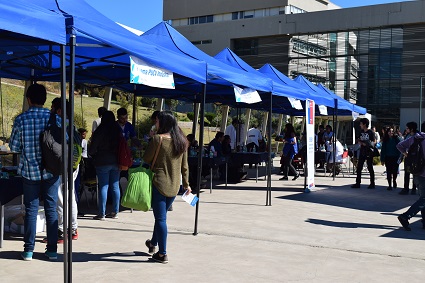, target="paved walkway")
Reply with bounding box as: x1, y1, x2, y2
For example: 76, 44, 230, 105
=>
1, 162, 424, 282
